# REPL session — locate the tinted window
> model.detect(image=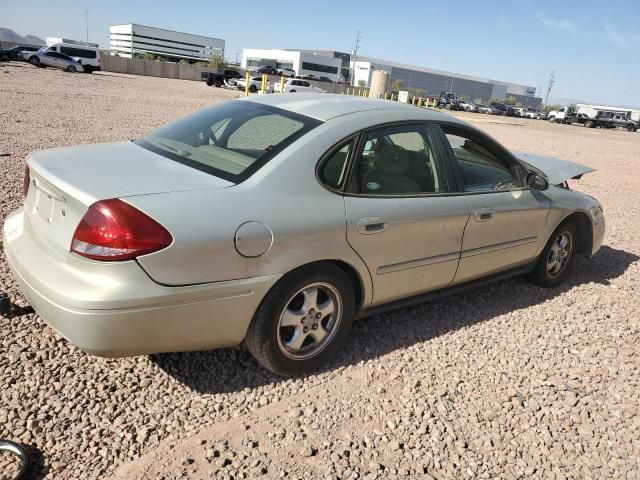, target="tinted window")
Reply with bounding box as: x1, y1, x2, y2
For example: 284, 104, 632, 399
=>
444, 132, 517, 192
320, 140, 354, 190
137, 102, 321, 183
60, 46, 97, 58
354, 125, 446, 195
